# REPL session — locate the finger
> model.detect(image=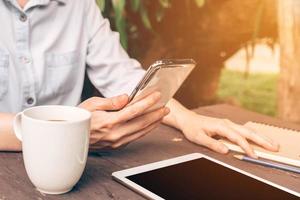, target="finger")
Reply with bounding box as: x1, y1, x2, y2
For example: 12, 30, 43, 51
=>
214, 122, 257, 158
103, 107, 169, 142
111, 121, 161, 149
90, 111, 112, 131
79, 95, 128, 112
110, 92, 162, 124
228, 122, 280, 152
117, 107, 169, 137
89, 130, 106, 144
191, 131, 229, 154
89, 141, 112, 150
